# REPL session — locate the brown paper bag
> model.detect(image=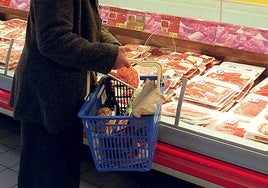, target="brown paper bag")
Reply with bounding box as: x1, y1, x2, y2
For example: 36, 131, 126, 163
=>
132, 79, 165, 118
